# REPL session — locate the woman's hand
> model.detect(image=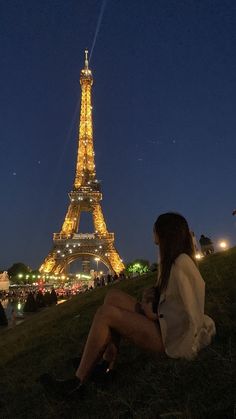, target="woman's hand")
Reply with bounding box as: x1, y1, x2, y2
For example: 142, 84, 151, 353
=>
141, 301, 158, 321
142, 287, 156, 304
